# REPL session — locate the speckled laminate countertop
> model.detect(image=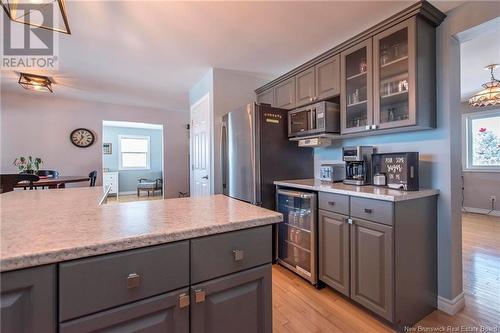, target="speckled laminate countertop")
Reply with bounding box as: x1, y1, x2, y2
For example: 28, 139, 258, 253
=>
0, 187, 282, 272
274, 179, 439, 202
